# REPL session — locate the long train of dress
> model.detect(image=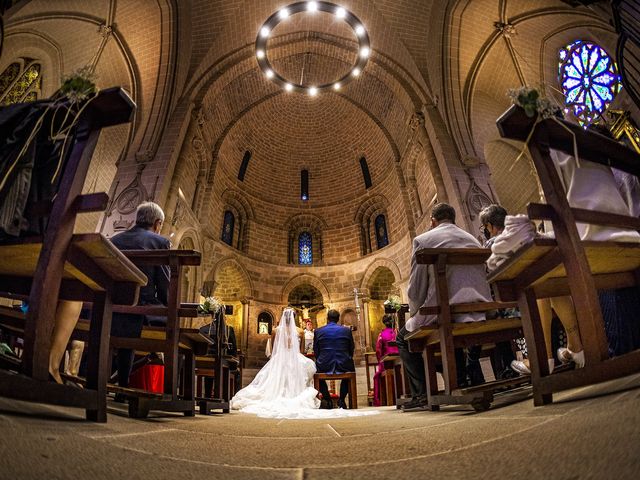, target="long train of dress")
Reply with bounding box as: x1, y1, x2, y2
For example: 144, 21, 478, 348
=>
230, 310, 378, 419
